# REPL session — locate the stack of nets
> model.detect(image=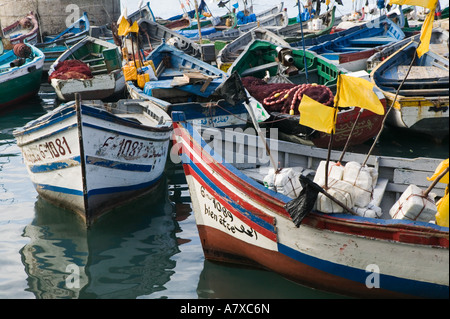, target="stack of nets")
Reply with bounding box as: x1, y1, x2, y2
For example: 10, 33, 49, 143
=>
48, 60, 93, 82
13, 43, 32, 59
242, 76, 334, 115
